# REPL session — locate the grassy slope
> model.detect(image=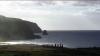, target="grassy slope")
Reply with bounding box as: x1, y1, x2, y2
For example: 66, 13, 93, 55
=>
0, 45, 100, 56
